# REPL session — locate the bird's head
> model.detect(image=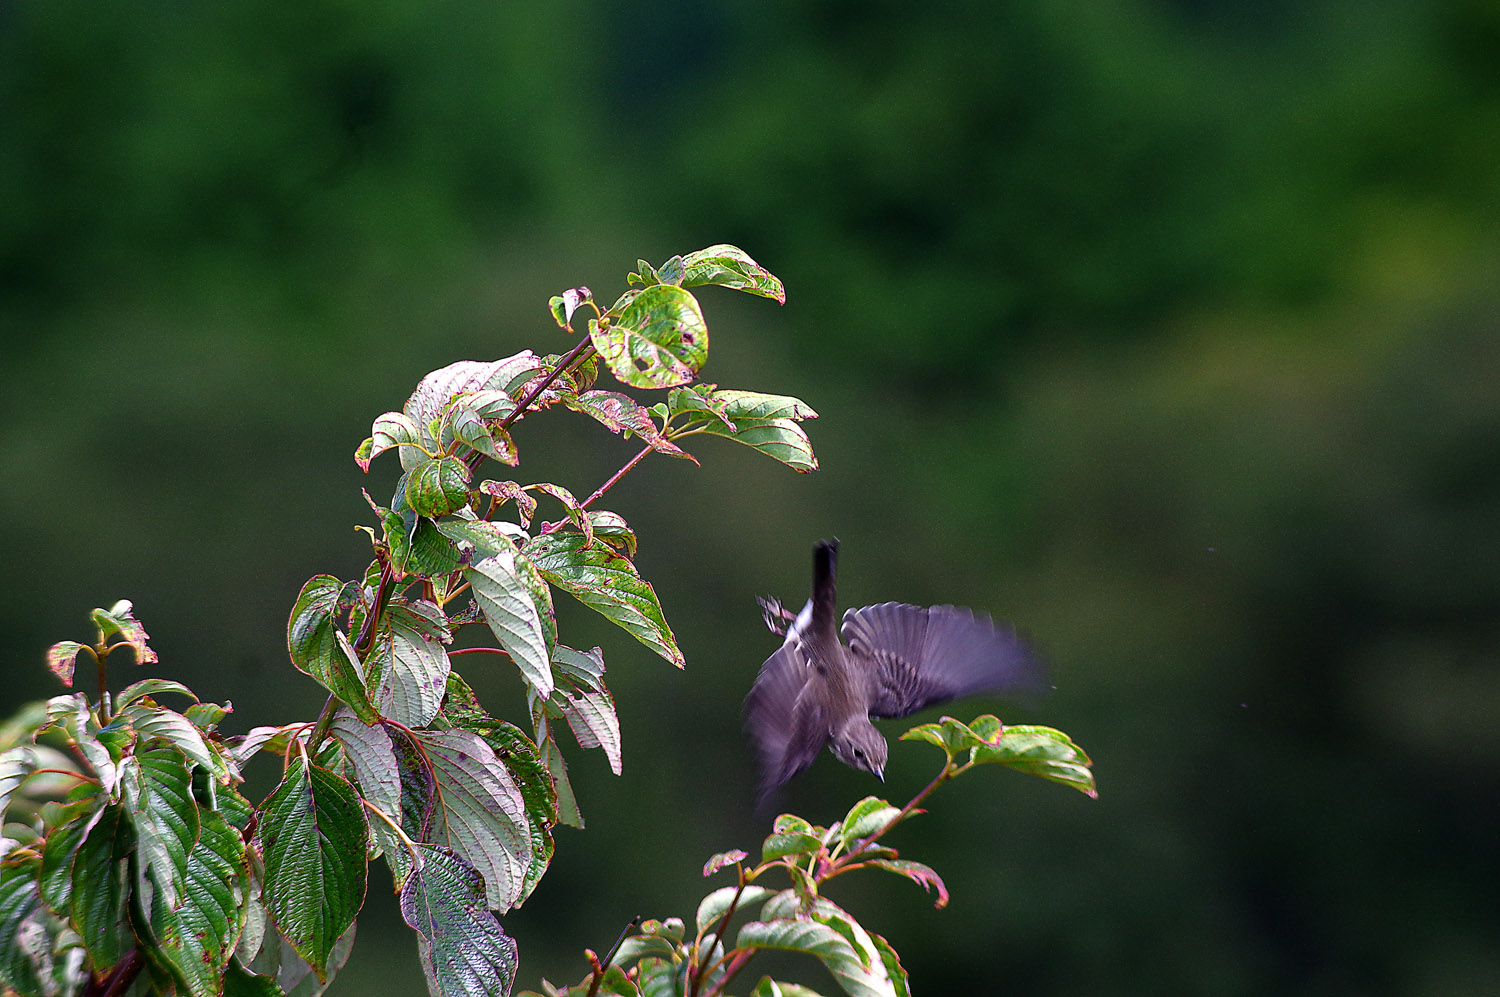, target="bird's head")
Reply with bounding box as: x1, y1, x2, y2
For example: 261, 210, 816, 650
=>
830, 718, 888, 781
